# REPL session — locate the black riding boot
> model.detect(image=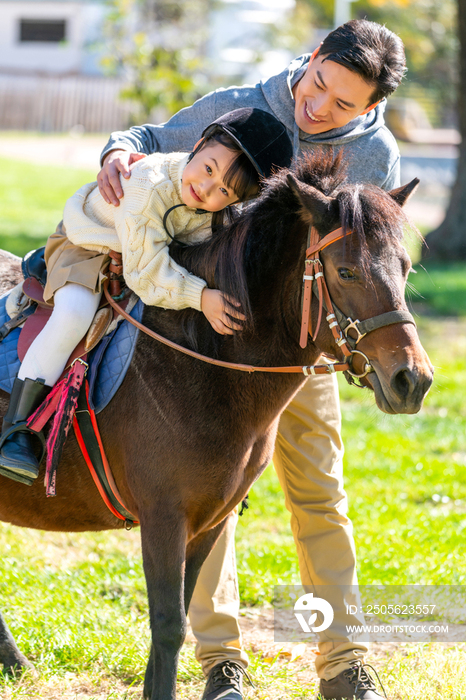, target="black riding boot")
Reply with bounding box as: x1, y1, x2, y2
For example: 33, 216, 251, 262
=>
0, 377, 50, 485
